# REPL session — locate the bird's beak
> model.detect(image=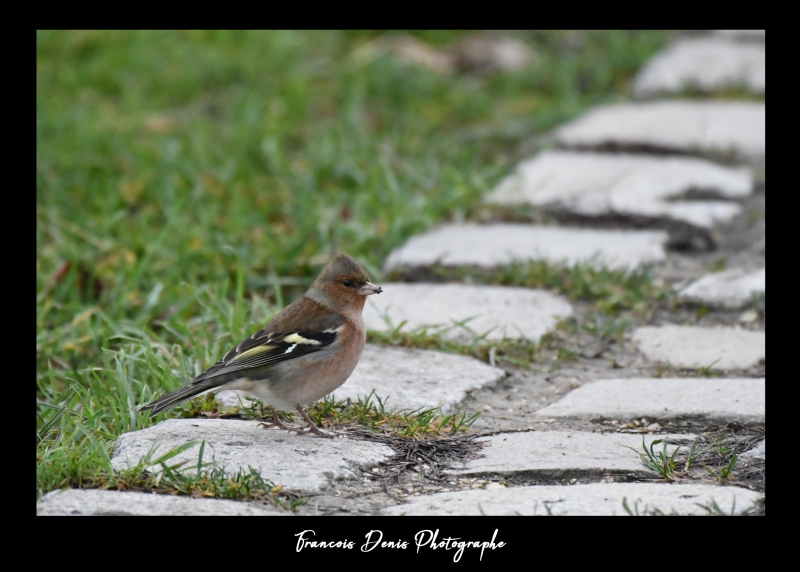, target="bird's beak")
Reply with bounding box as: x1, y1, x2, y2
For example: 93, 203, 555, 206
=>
359, 281, 383, 296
